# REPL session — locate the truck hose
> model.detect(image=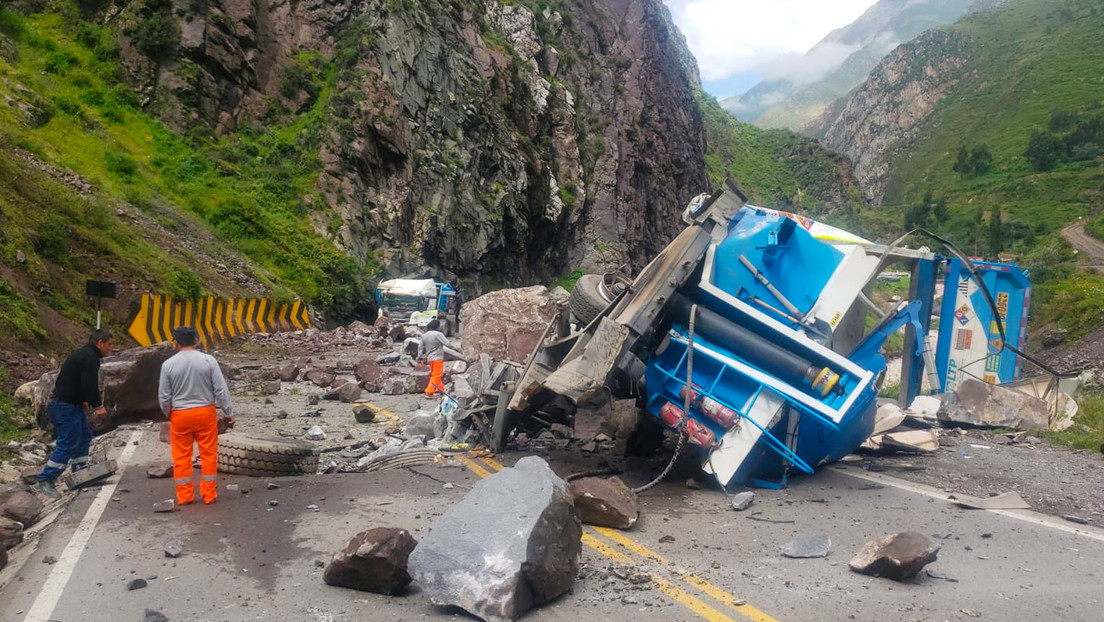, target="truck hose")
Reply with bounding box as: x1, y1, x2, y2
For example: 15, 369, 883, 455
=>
670, 293, 843, 396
